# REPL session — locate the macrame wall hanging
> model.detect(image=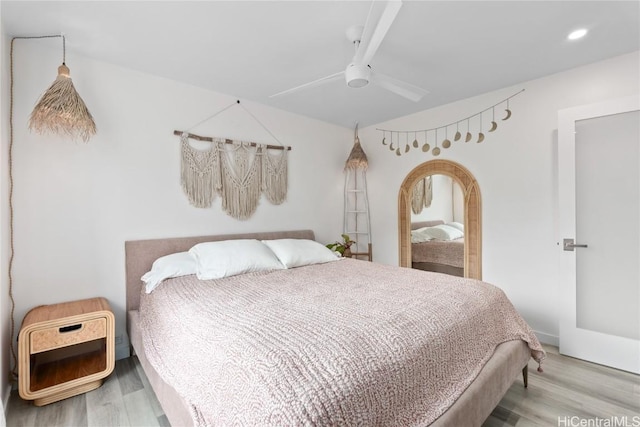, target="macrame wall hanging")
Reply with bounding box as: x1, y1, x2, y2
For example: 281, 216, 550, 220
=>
174, 100, 291, 220
411, 176, 433, 215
